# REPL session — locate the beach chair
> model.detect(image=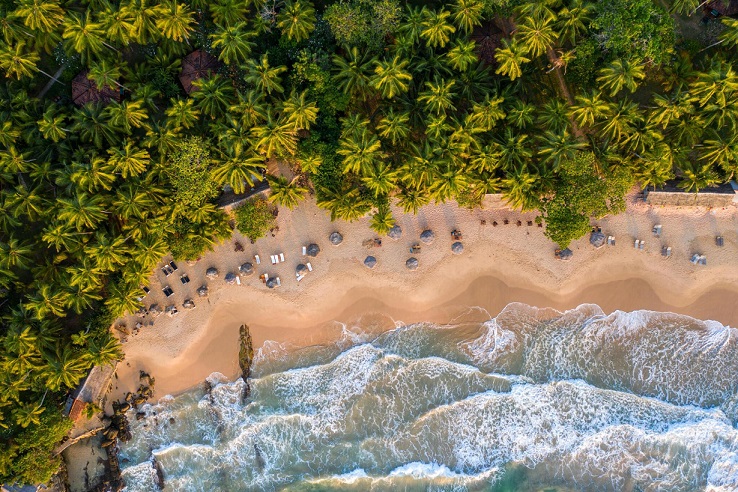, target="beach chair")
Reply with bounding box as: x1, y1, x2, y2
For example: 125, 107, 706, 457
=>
169, 261, 178, 271
652, 225, 662, 238
280, 253, 285, 262
271, 255, 277, 265
180, 274, 190, 284
639, 241, 645, 250
307, 262, 313, 272
634, 239, 640, 249
716, 236, 724, 247
296, 274, 304, 282
607, 236, 616, 246
302, 246, 307, 256
255, 255, 261, 265
236, 277, 241, 285
276, 277, 281, 286
690, 253, 700, 265
661, 246, 672, 258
